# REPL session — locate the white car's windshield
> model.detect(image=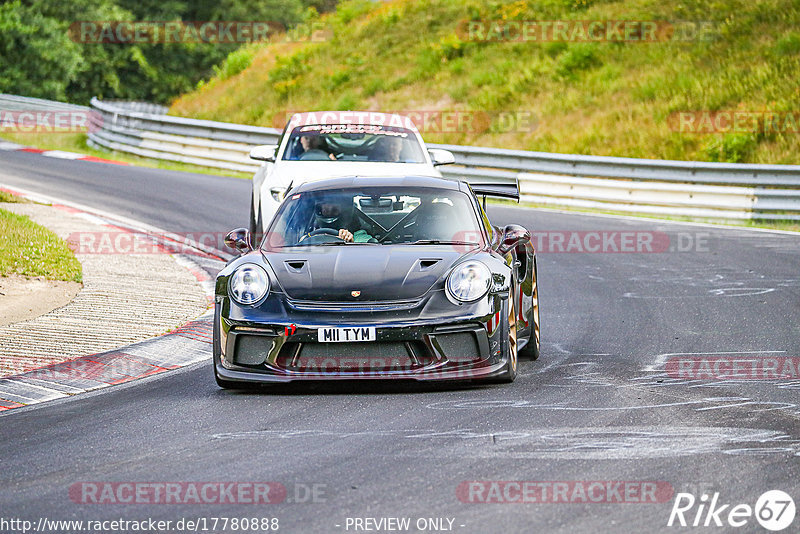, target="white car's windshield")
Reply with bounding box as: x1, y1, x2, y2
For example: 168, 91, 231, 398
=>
282, 124, 427, 163
264, 186, 484, 248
